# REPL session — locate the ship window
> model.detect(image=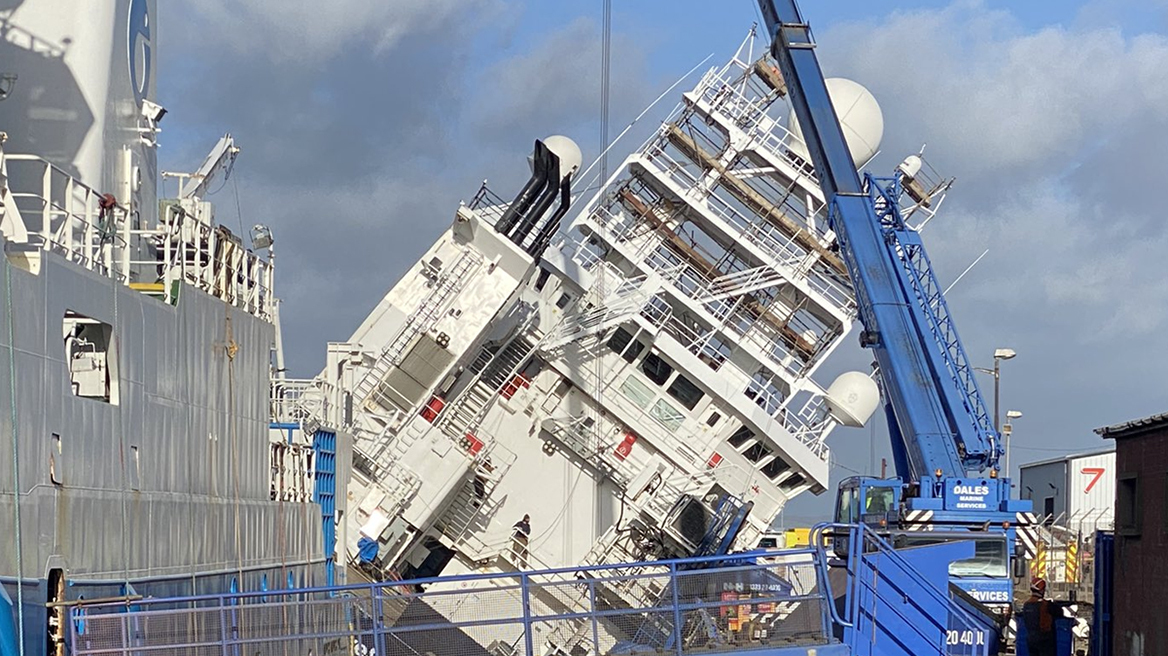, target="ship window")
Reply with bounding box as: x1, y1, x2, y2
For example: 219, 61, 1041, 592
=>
706, 412, 721, 427
49, 433, 63, 485
743, 441, 772, 463
650, 398, 685, 432
782, 473, 806, 490
728, 426, 753, 448
761, 457, 791, 480
534, 268, 551, 292
63, 311, 118, 404
620, 376, 654, 410
607, 327, 645, 363
667, 375, 704, 410
556, 293, 573, 309
640, 353, 673, 386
